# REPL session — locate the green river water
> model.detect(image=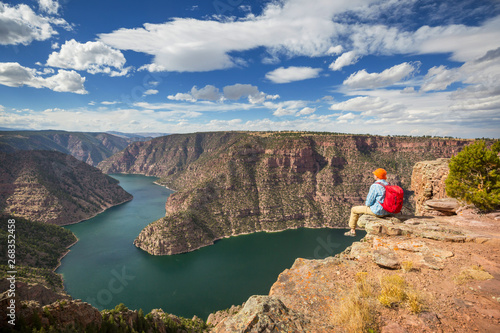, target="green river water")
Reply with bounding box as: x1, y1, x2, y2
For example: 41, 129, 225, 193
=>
57, 174, 364, 319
